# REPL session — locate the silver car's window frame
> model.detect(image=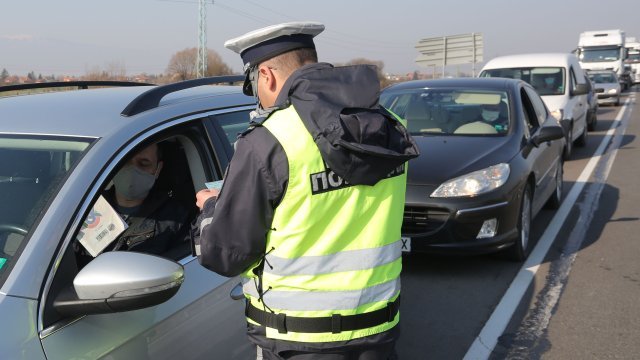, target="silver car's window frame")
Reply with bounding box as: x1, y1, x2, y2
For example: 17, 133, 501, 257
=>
38, 105, 254, 337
